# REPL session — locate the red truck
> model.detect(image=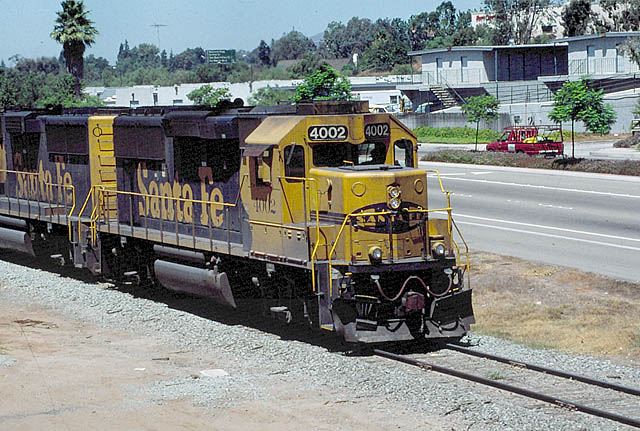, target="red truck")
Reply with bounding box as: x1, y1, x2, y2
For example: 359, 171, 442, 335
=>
486, 125, 564, 156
